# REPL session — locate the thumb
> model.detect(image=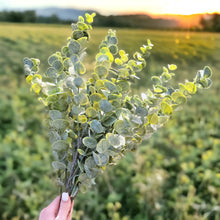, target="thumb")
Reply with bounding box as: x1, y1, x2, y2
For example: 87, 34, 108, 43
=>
56, 192, 72, 220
